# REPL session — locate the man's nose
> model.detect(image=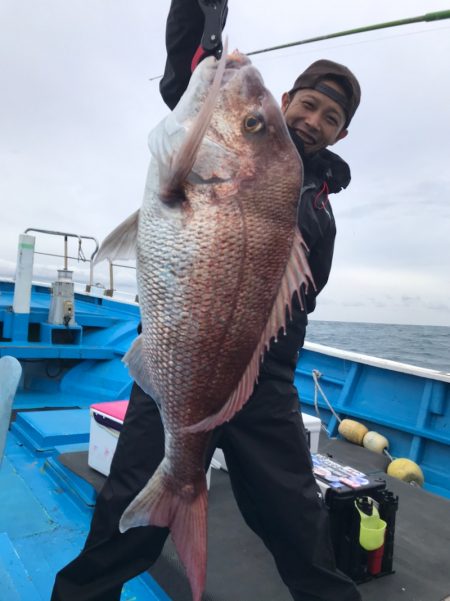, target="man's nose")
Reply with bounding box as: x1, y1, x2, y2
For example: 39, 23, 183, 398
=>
305, 111, 321, 131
